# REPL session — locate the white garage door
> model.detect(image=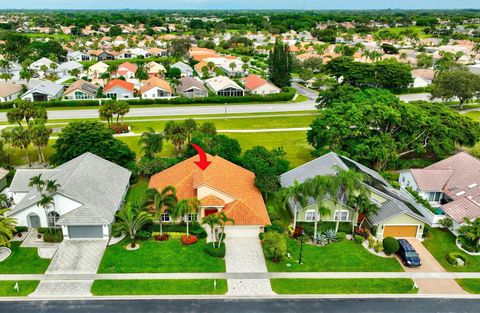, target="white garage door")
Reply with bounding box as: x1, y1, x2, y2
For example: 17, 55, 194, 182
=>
224, 226, 261, 238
